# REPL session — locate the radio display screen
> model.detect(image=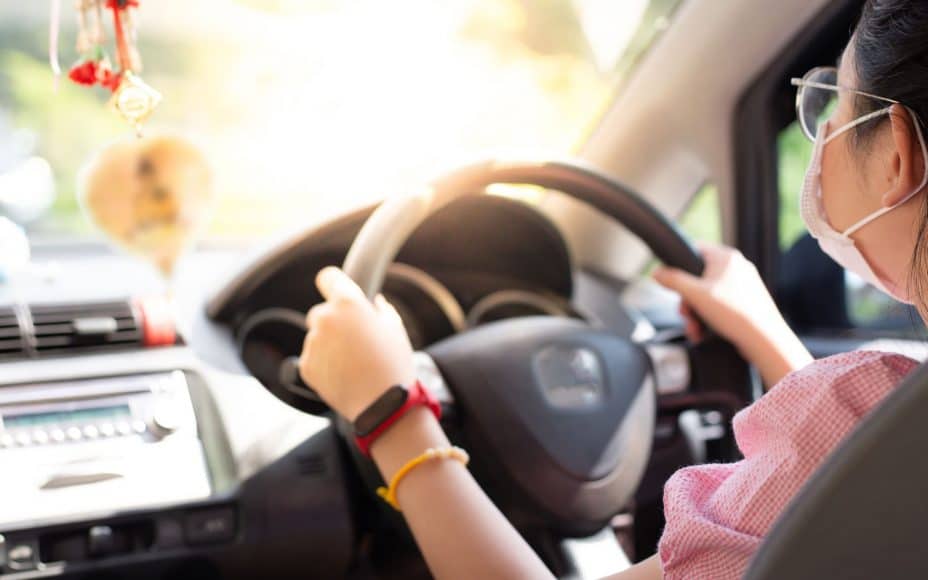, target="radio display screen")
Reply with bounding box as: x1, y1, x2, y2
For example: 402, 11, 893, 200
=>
4, 404, 132, 429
